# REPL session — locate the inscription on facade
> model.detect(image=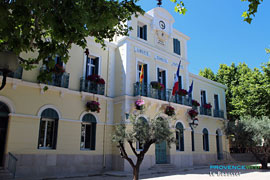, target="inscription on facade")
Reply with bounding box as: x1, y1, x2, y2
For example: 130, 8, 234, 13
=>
134, 47, 151, 57
154, 55, 168, 64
